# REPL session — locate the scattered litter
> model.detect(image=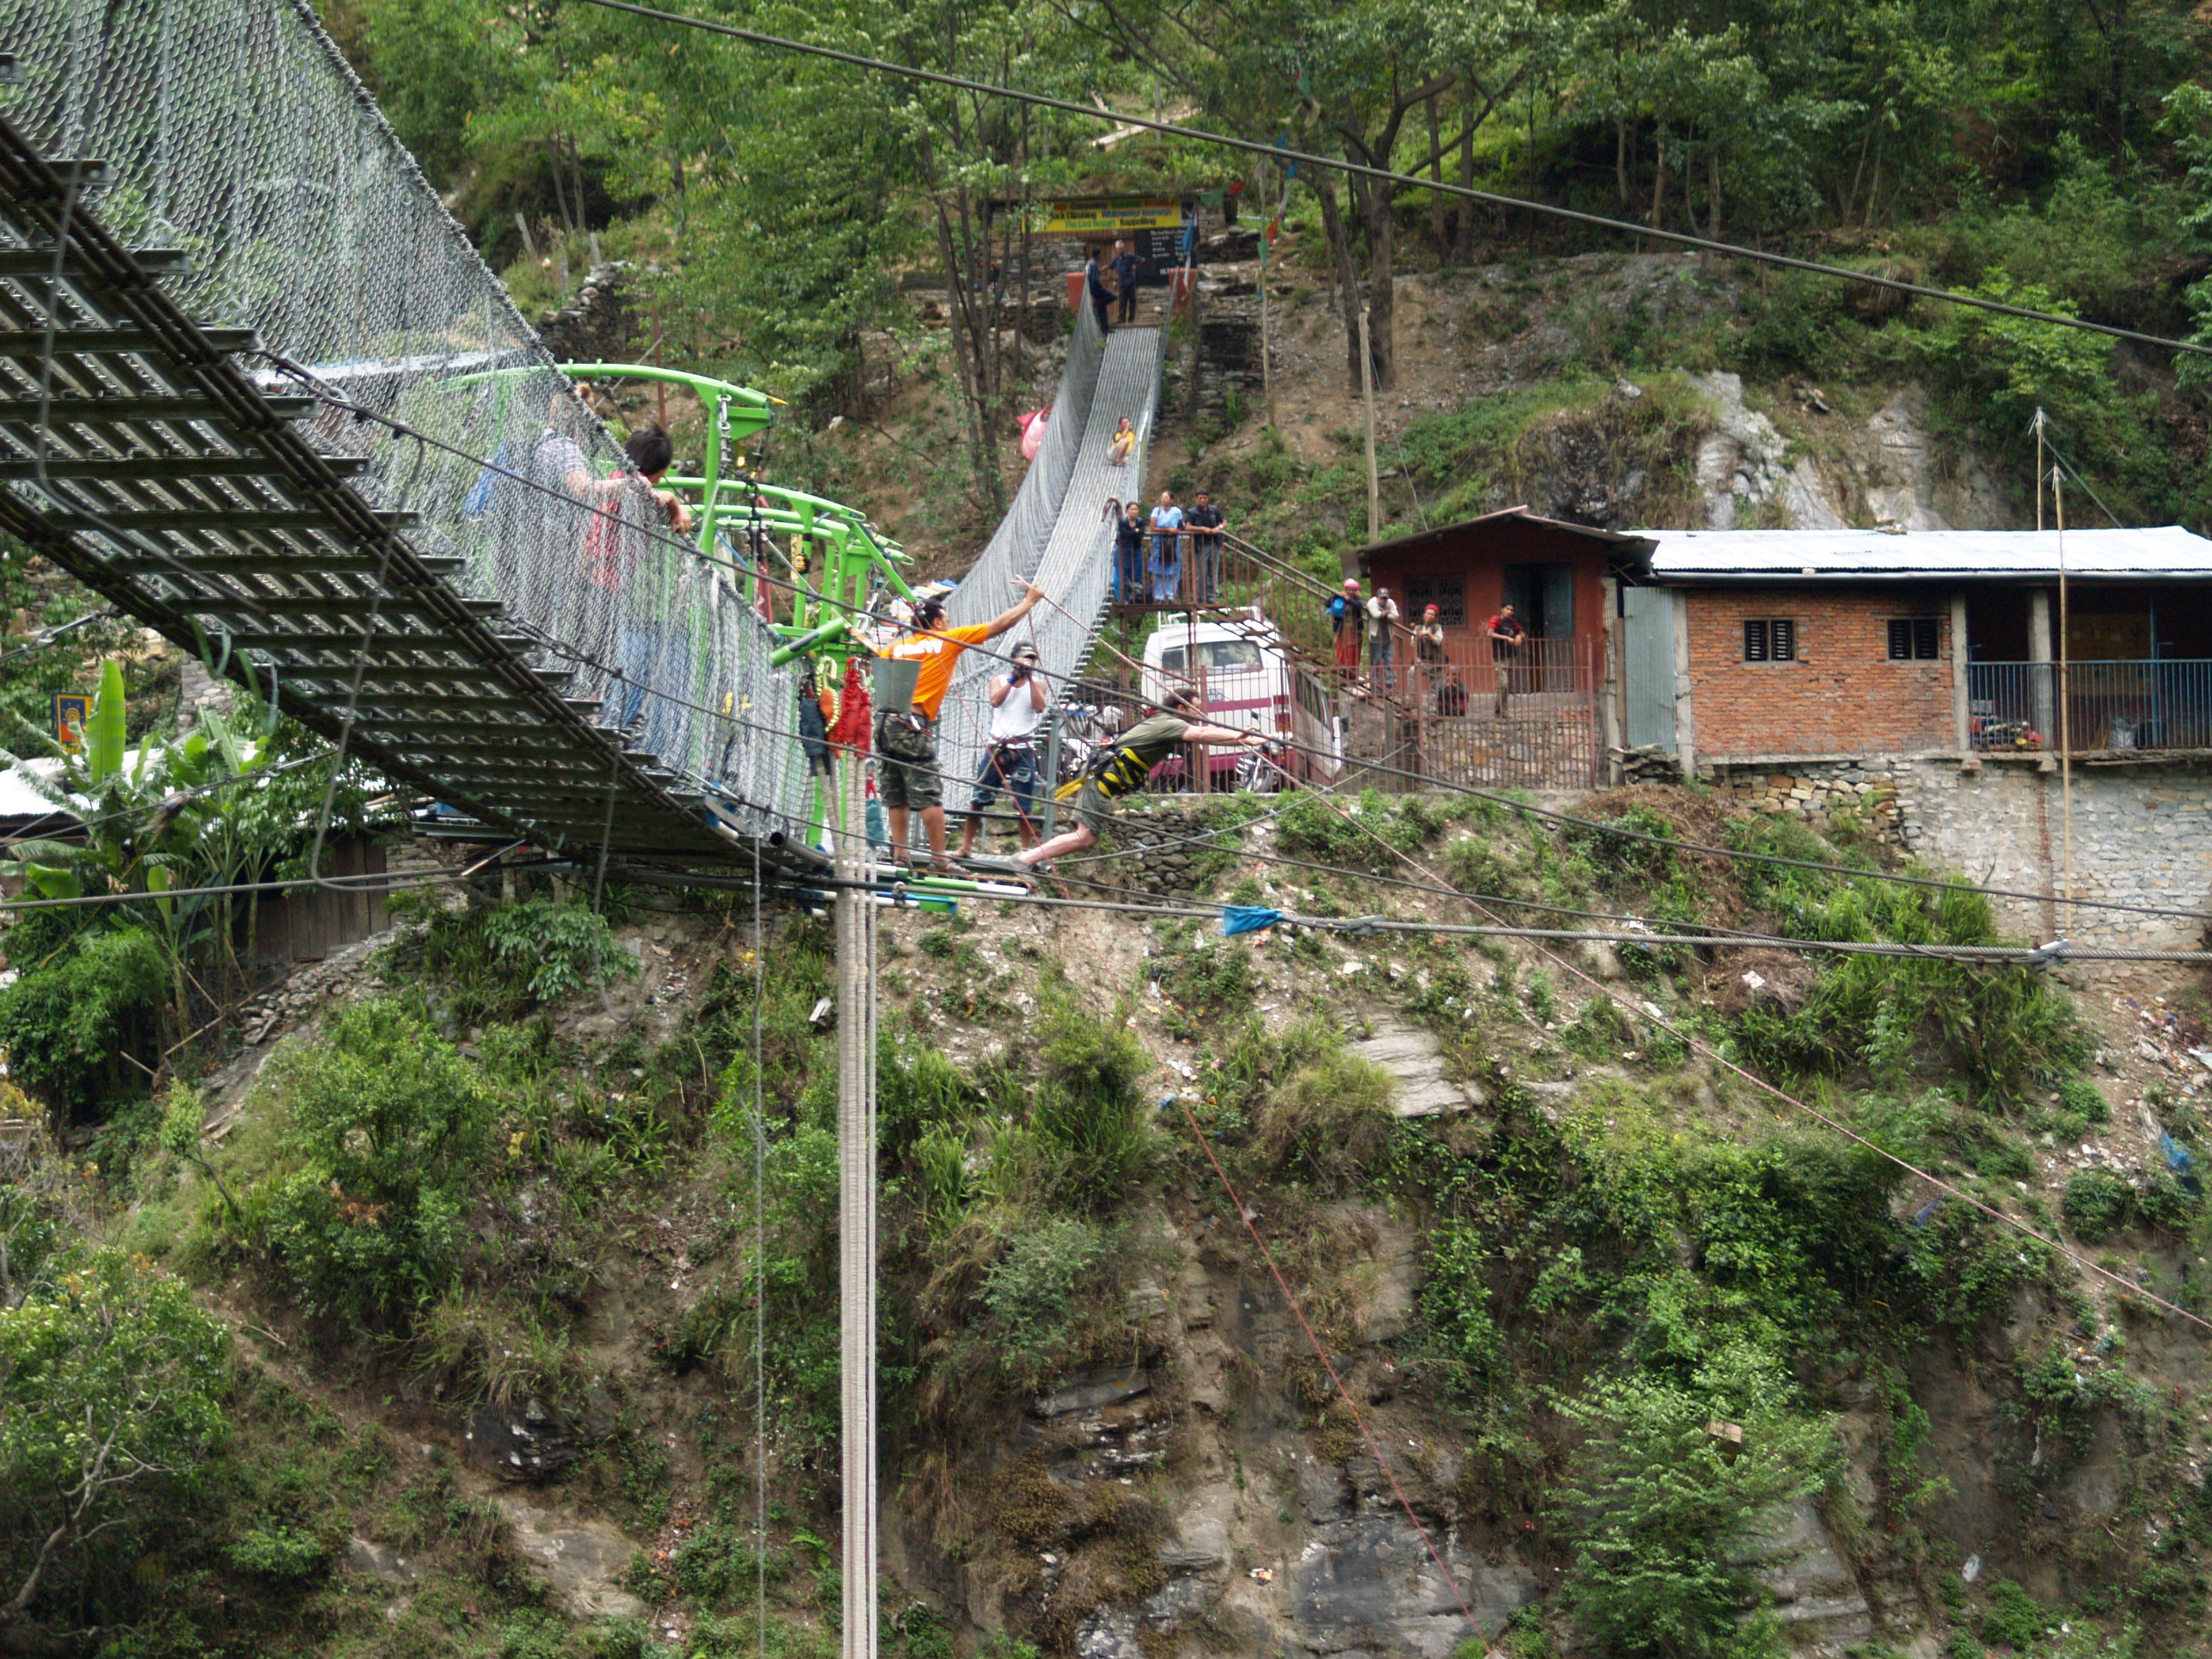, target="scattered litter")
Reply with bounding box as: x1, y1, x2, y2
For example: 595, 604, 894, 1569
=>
1740, 970, 1767, 991
808, 996, 834, 1029
1962, 1554, 1982, 1583
1248, 1568, 1274, 1584
1337, 960, 1362, 978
